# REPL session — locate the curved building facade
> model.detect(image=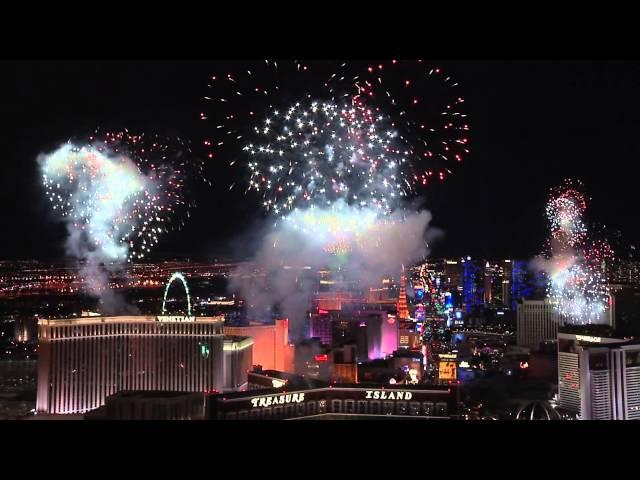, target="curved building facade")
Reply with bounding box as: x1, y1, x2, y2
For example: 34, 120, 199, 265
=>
36, 315, 225, 414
